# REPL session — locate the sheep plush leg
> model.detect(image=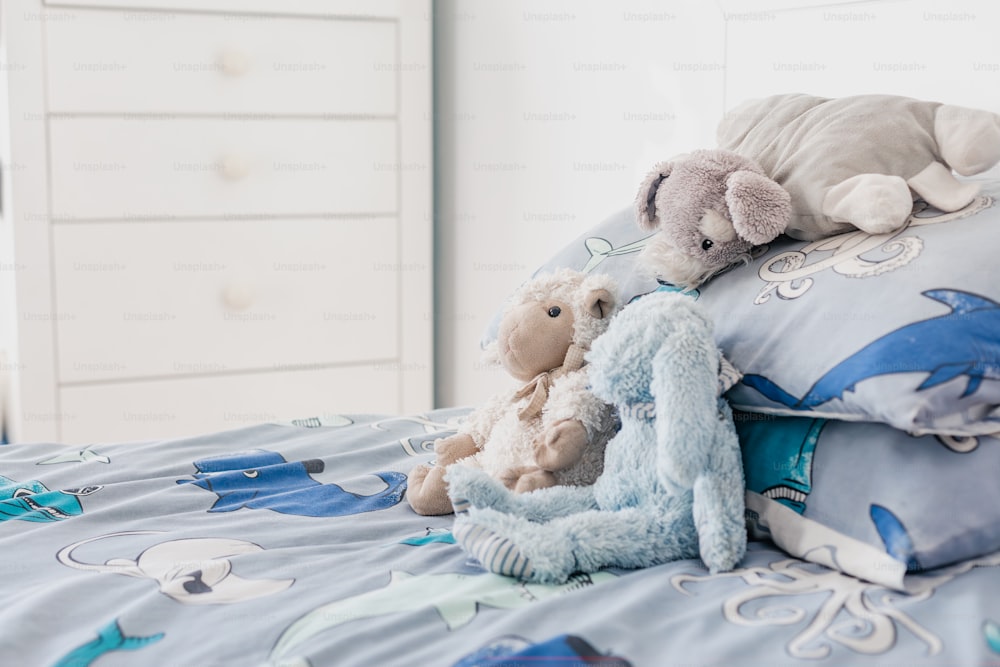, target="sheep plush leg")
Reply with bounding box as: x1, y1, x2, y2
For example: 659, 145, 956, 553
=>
821, 173, 913, 235
692, 473, 747, 573
446, 463, 598, 521
907, 161, 981, 213
407, 464, 454, 516
454, 505, 698, 584
935, 105, 1000, 176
